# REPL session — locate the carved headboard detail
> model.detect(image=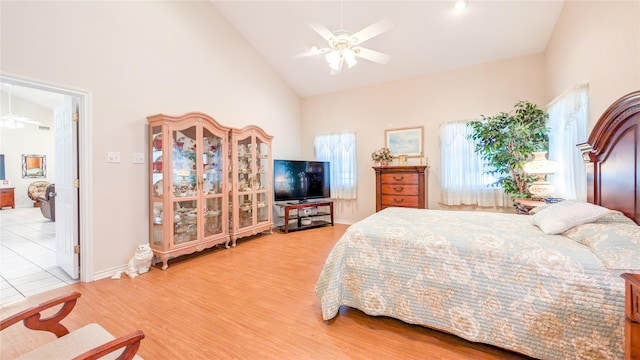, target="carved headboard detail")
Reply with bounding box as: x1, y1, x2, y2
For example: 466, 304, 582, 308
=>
578, 90, 640, 224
